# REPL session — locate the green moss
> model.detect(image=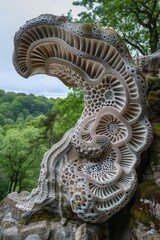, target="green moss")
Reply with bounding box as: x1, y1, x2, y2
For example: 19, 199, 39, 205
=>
55, 193, 60, 201
147, 89, 160, 116
20, 209, 60, 225
130, 216, 136, 227
152, 123, 160, 136
82, 23, 98, 32
62, 204, 72, 215
130, 202, 151, 226
60, 195, 76, 219
60, 195, 75, 219
148, 151, 159, 175
146, 75, 160, 82
137, 180, 160, 199
148, 89, 160, 103
19, 217, 28, 225
30, 209, 60, 223
148, 91, 156, 103
19, 198, 61, 225
33, 203, 41, 209
130, 181, 160, 228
